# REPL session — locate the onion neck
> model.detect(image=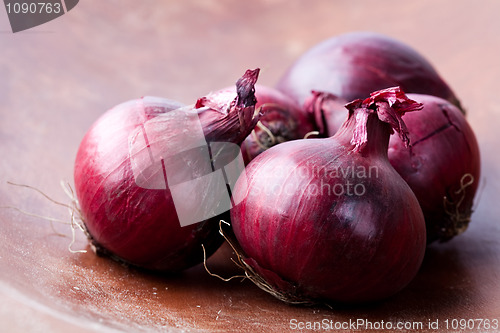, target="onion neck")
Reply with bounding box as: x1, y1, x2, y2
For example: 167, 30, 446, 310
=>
335, 110, 391, 158
196, 68, 262, 145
